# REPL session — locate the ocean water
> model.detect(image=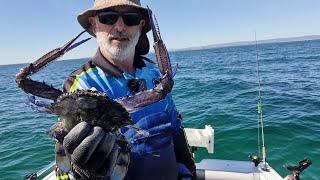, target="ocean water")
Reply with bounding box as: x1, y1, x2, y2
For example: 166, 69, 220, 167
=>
0, 40, 319, 179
